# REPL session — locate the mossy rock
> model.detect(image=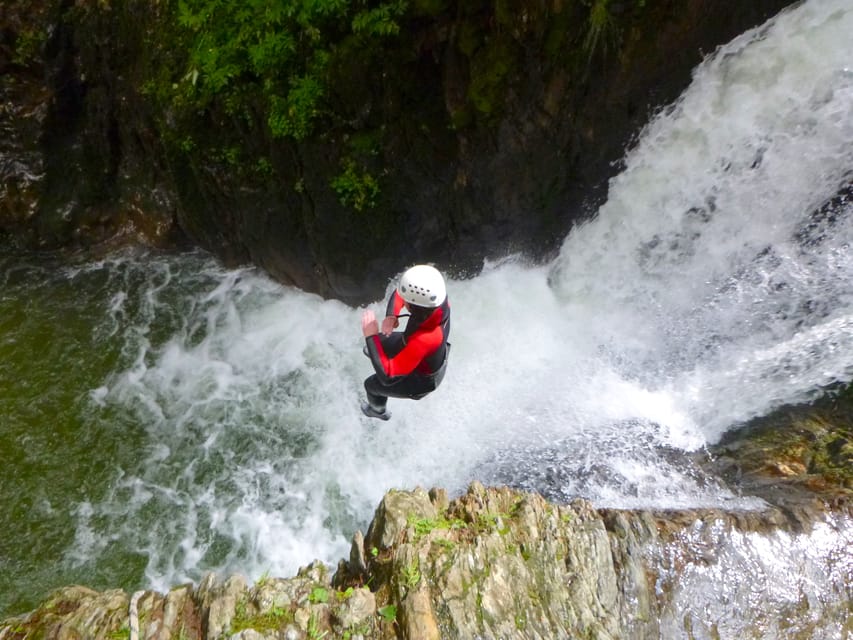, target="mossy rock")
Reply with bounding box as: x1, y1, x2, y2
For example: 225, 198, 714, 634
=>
708, 385, 853, 499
